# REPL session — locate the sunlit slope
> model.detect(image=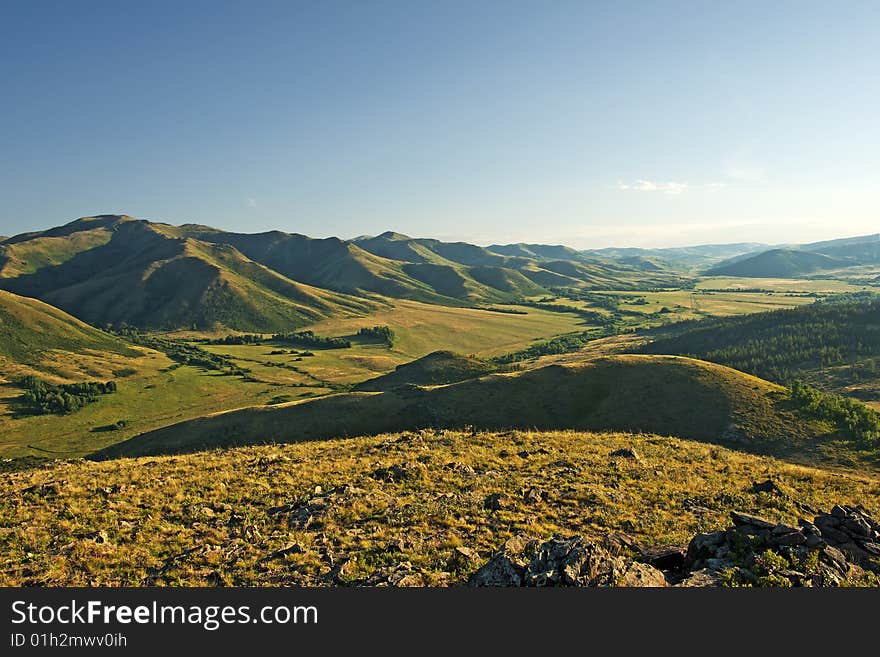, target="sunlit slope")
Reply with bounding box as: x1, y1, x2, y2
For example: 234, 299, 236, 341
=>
91, 355, 834, 462
0, 218, 378, 331
0, 289, 137, 365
